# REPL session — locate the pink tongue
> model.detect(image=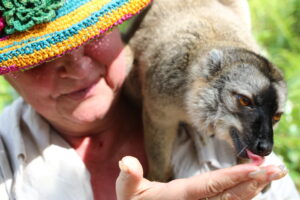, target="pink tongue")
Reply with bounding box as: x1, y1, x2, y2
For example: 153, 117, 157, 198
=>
246, 150, 265, 166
